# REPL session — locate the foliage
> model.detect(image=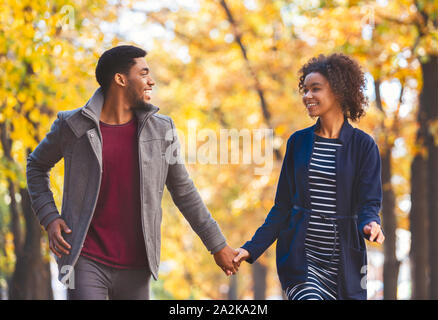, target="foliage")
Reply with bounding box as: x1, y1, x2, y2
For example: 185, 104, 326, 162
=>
0, 0, 120, 294
1, 0, 437, 299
